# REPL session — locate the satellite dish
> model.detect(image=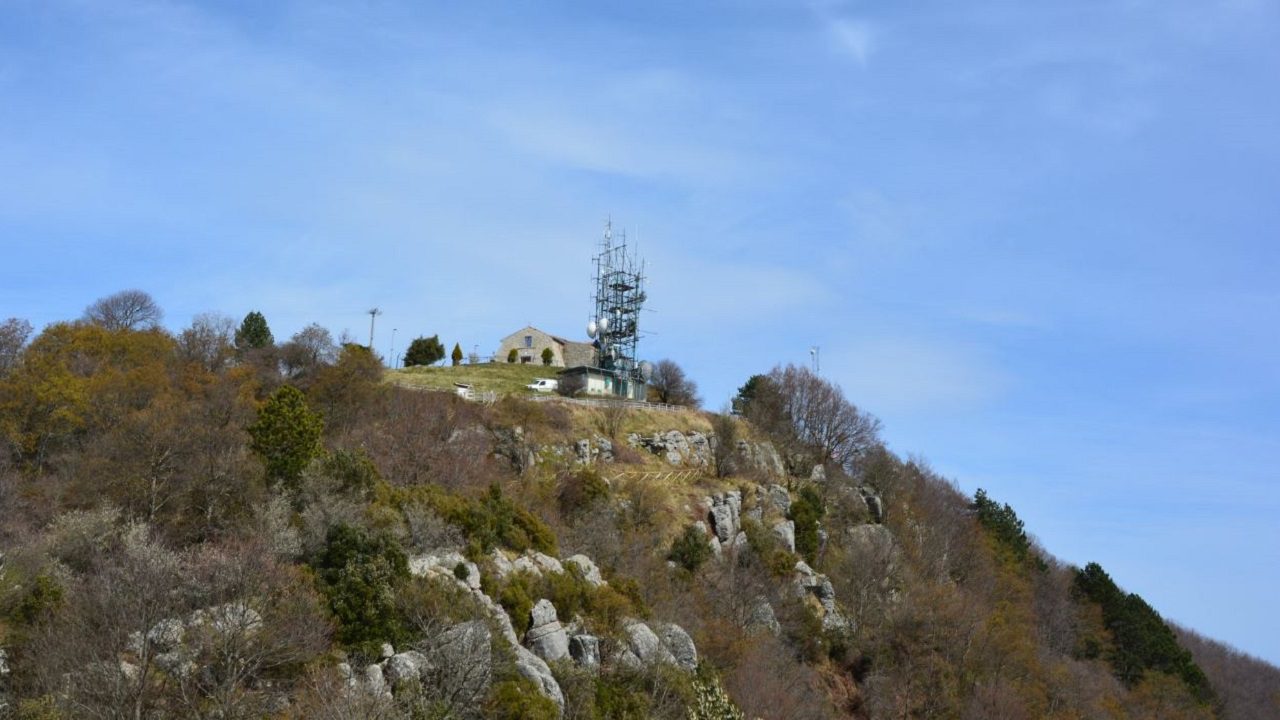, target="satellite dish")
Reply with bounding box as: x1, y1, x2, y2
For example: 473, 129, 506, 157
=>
598, 316, 610, 332
639, 360, 654, 381
586, 320, 597, 338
